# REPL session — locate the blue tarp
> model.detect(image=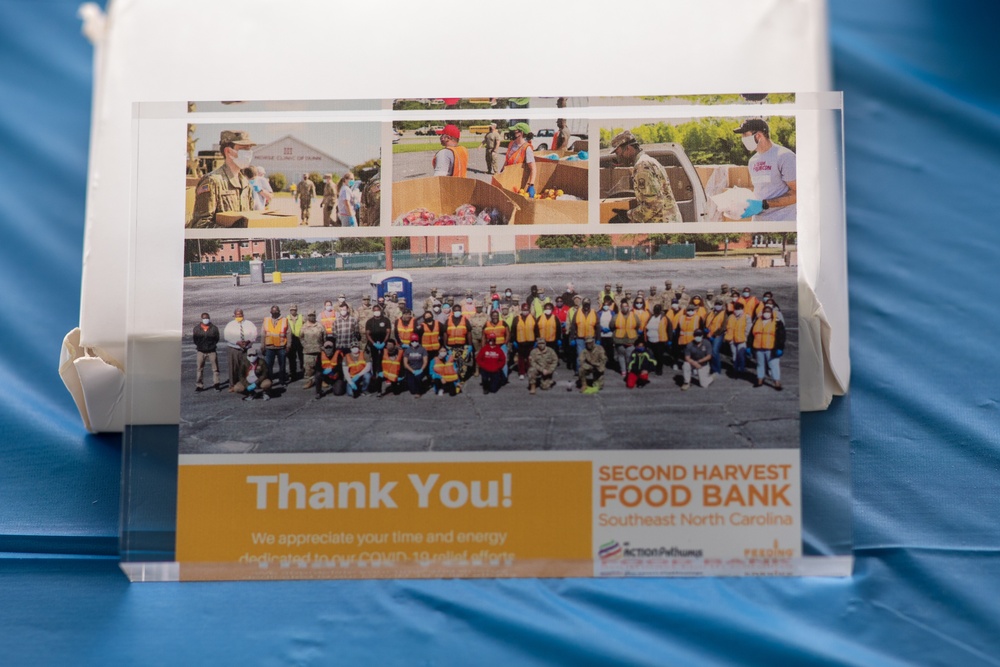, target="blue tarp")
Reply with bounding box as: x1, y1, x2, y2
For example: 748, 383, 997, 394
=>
3, 0, 1000, 664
